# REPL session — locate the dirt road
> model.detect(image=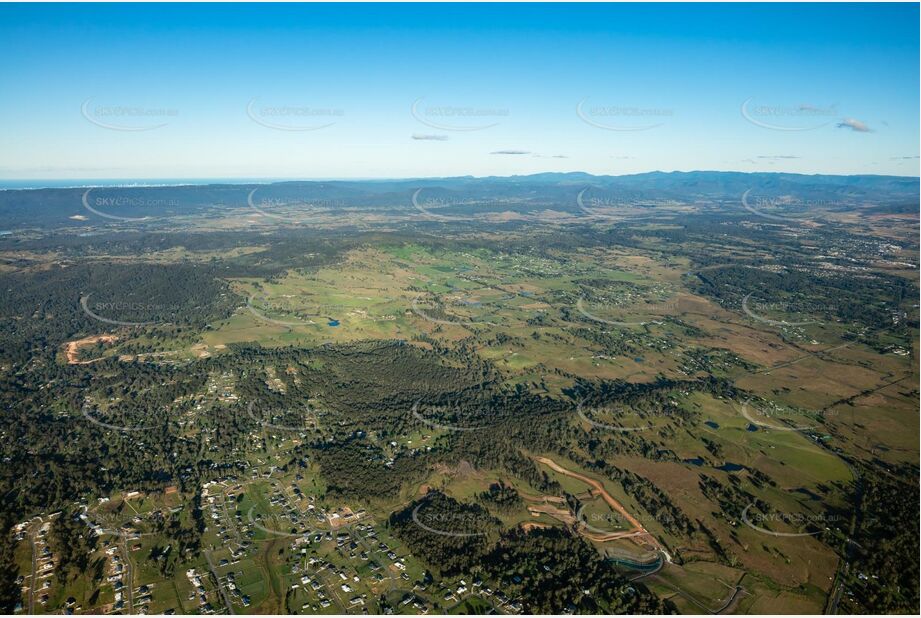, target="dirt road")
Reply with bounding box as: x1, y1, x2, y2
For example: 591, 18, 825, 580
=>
533, 456, 669, 560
